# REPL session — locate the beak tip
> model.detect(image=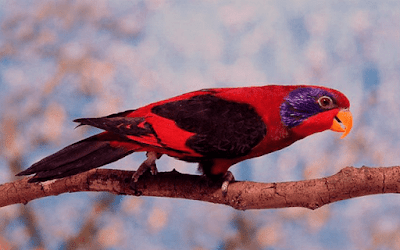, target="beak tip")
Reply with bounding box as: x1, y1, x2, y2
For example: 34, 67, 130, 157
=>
331, 109, 353, 139
340, 130, 350, 139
